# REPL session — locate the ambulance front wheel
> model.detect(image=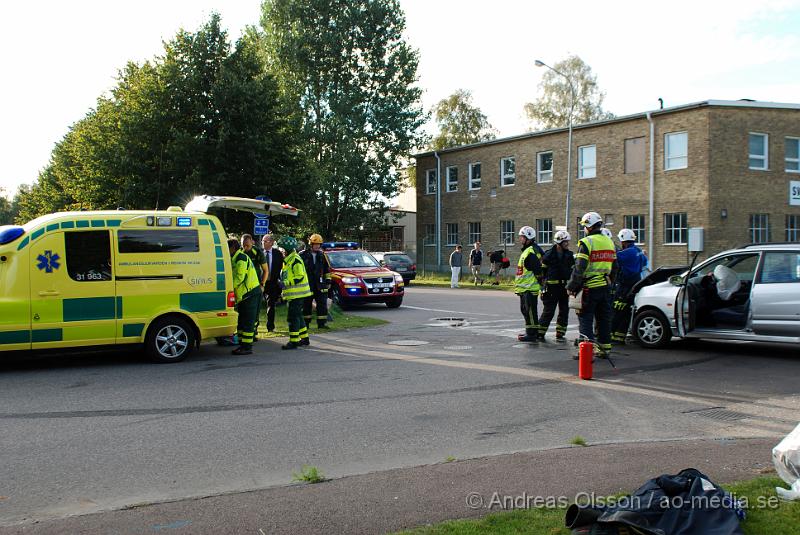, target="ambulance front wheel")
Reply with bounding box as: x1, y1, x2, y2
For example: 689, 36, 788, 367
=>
145, 315, 196, 363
